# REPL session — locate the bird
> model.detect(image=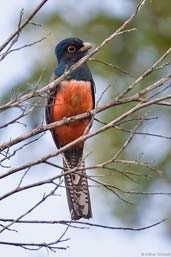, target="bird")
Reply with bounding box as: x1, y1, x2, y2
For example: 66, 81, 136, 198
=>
46, 38, 95, 220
